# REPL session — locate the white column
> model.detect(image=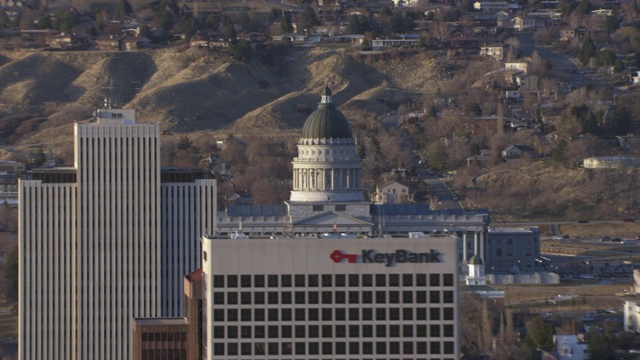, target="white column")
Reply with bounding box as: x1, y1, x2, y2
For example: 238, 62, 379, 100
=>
474, 232, 479, 256
463, 232, 468, 262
